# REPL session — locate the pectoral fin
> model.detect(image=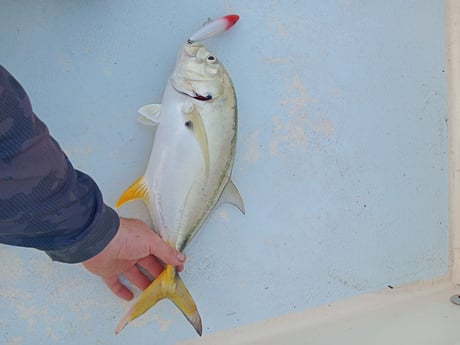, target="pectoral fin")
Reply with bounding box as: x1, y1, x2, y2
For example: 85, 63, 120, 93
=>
115, 176, 149, 208
220, 179, 245, 214
183, 105, 210, 177
137, 104, 161, 126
